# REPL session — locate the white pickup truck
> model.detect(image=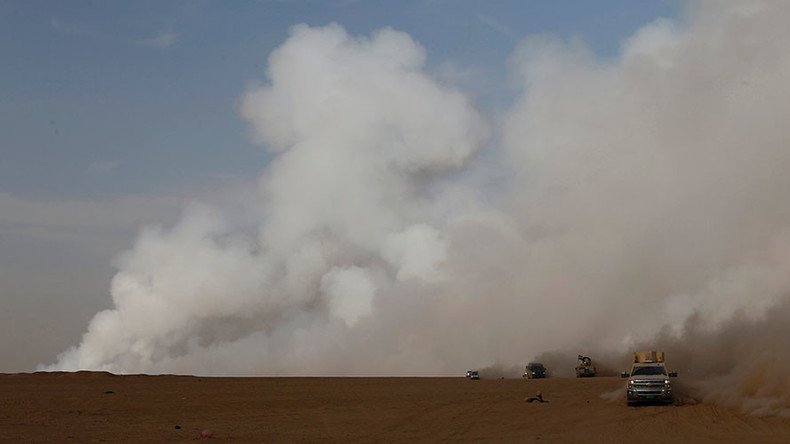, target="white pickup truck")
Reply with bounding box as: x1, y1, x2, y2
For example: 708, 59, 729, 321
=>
621, 351, 678, 406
